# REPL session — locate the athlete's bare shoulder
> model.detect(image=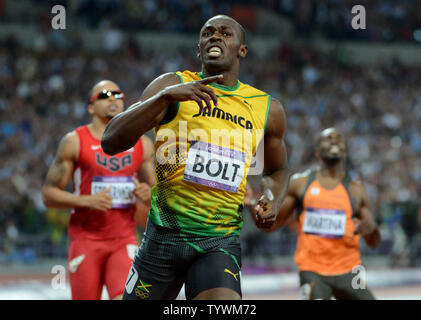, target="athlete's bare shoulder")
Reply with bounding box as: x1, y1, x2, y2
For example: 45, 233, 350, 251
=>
57, 130, 79, 162
269, 97, 284, 111
44, 130, 79, 188
291, 169, 312, 181
141, 135, 154, 158
289, 169, 312, 196
348, 178, 367, 201
139, 72, 182, 102
265, 97, 286, 136
152, 72, 181, 86
141, 134, 153, 147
